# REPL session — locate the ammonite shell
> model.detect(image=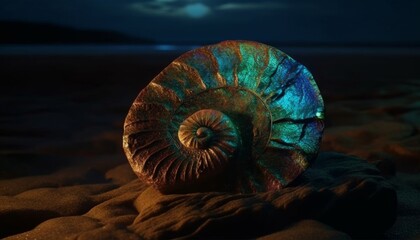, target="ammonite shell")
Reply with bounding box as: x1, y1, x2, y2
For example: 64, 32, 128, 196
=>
123, 40, 324, 194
